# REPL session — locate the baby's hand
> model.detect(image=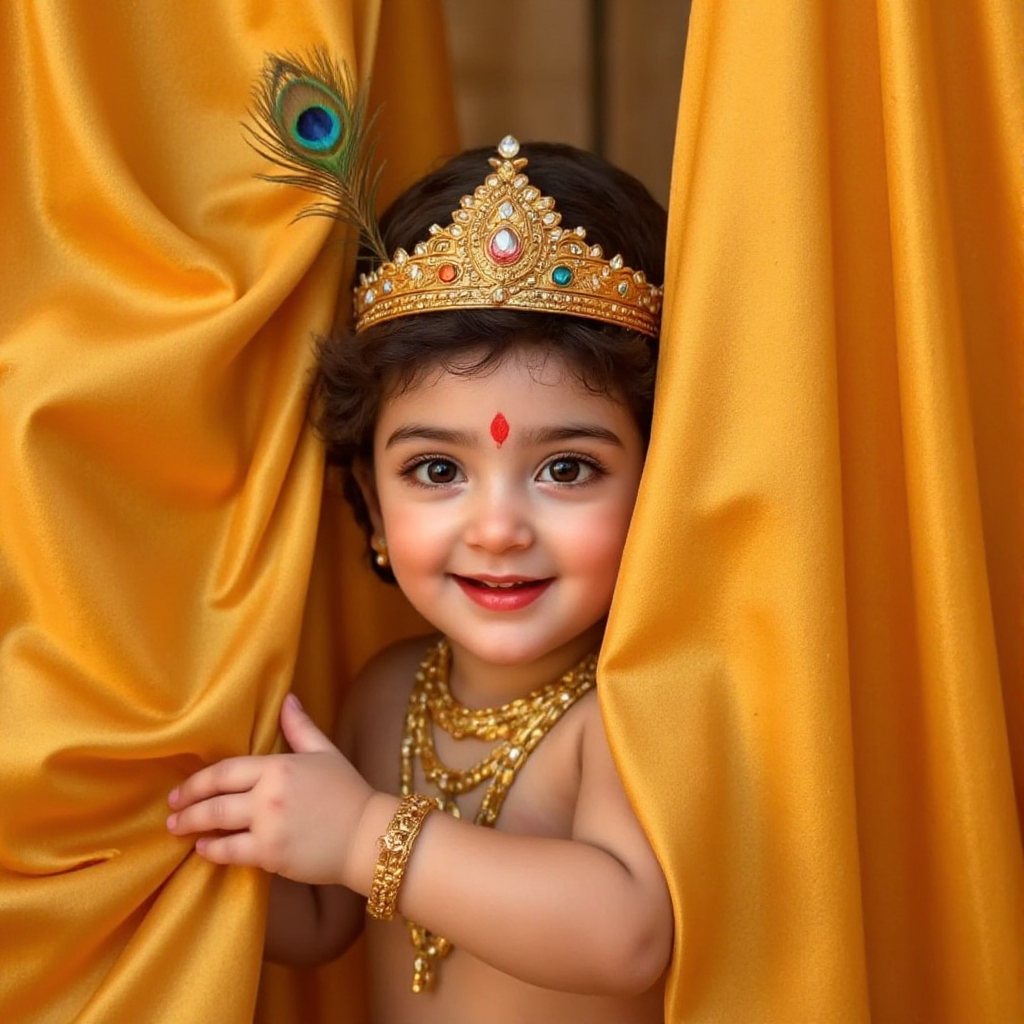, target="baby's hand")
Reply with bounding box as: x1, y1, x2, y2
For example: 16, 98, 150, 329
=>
166, 694, 373, 886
